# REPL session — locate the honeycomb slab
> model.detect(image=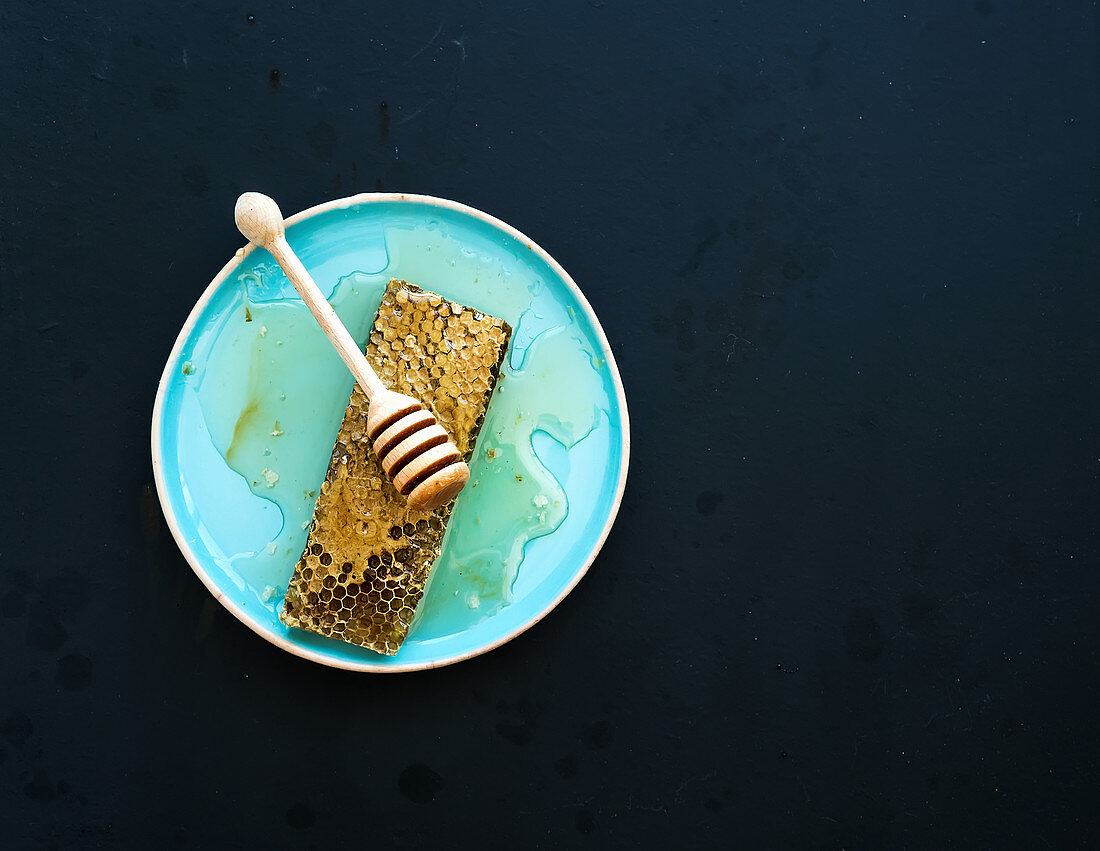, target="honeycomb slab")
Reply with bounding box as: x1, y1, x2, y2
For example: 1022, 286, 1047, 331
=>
280, 278, 511, 654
